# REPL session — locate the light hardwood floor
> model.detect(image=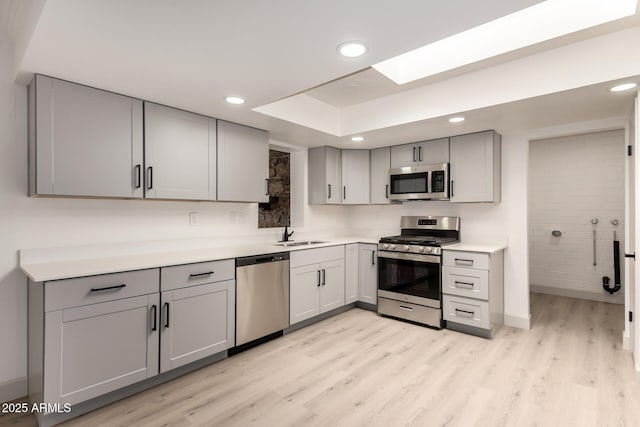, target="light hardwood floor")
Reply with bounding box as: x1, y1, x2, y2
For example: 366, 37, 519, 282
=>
3, 293, 640, 426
